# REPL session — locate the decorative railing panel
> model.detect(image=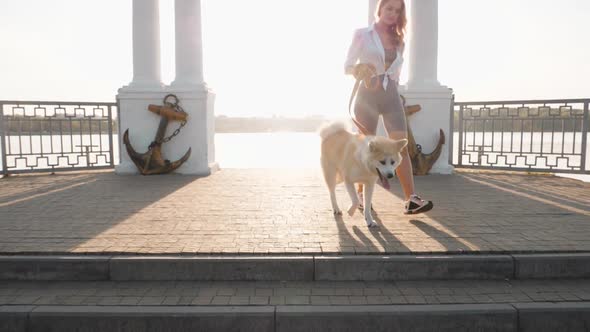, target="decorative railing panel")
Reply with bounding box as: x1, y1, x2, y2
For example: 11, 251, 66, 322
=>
451, 99, 589, 174
0, 101, 118, 175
